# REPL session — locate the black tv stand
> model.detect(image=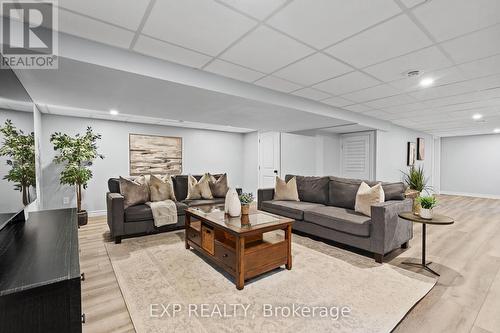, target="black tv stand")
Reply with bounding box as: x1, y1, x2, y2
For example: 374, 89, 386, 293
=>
0, 208, 82, 333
